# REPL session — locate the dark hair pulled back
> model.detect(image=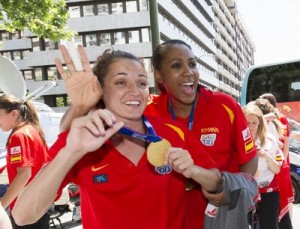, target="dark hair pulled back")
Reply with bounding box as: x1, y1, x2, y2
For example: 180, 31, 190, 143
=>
152, 39, 191, 71
152, 40, 192, 94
